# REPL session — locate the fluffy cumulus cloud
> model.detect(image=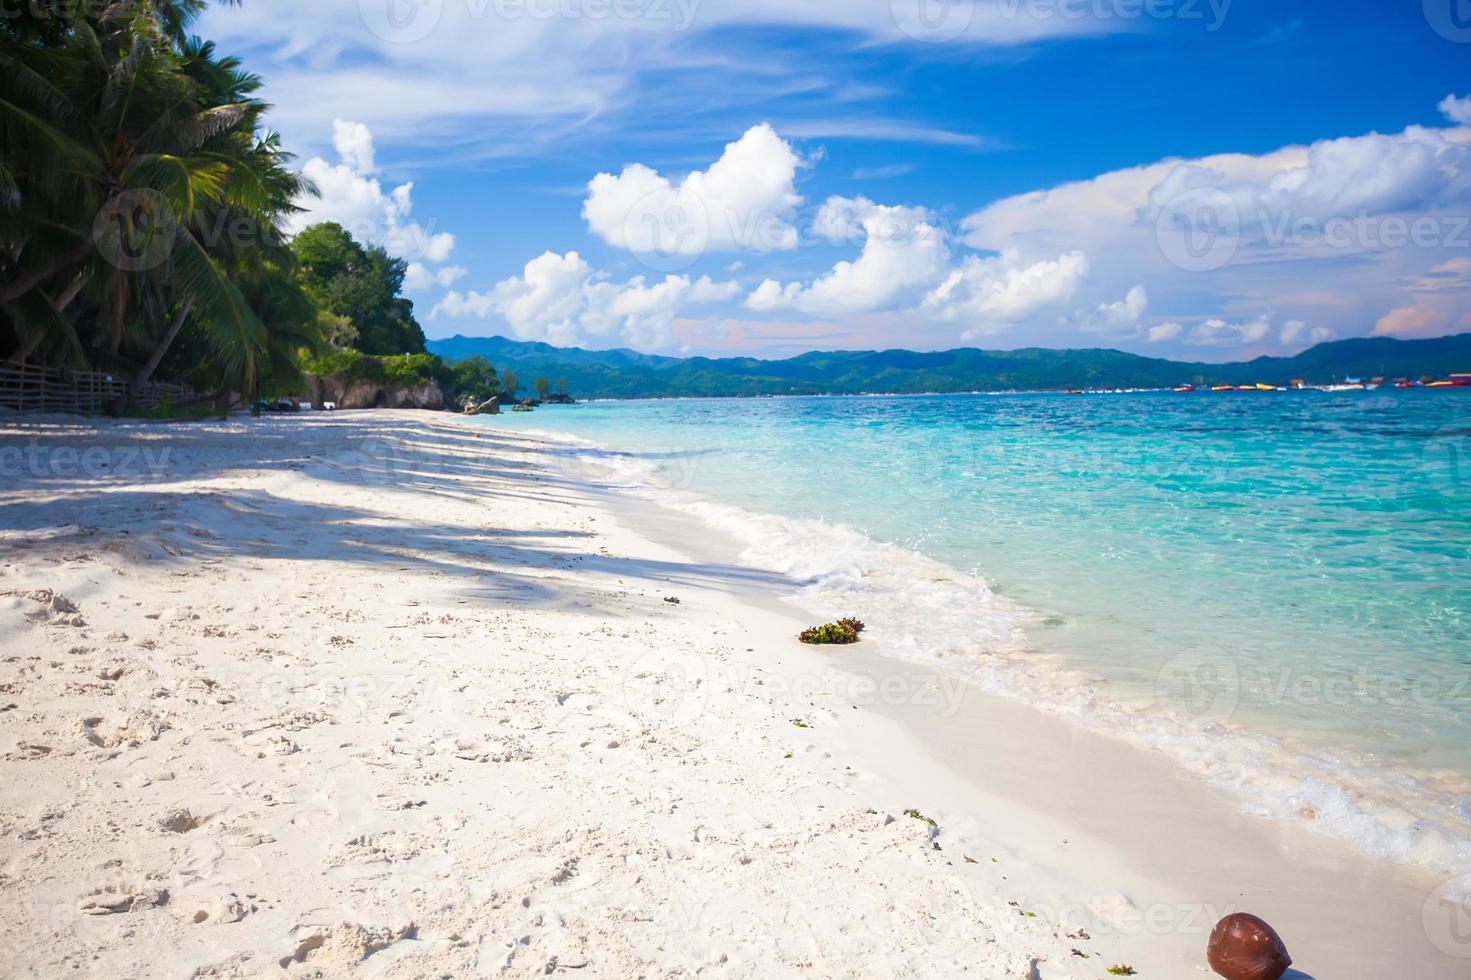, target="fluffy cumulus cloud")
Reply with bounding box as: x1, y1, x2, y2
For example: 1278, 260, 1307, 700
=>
1082, 285, 1148, 333
290, 120, 458, 279
430, 251, 739, 349
404, 263, 468, 291
1154, 314, 1332, 349
1146, 322, 1183, 343
747, 197, 948, 315
921, 249, 1090, 335
744, 194, 1088, 333
960, 98, 1471, 353
583, 124, 804, 258
1440, 95, 1471, 128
